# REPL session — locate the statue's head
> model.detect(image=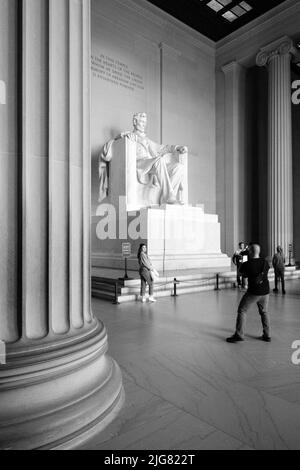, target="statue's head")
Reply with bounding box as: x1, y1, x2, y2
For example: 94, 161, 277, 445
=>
133, 112, 147, 133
